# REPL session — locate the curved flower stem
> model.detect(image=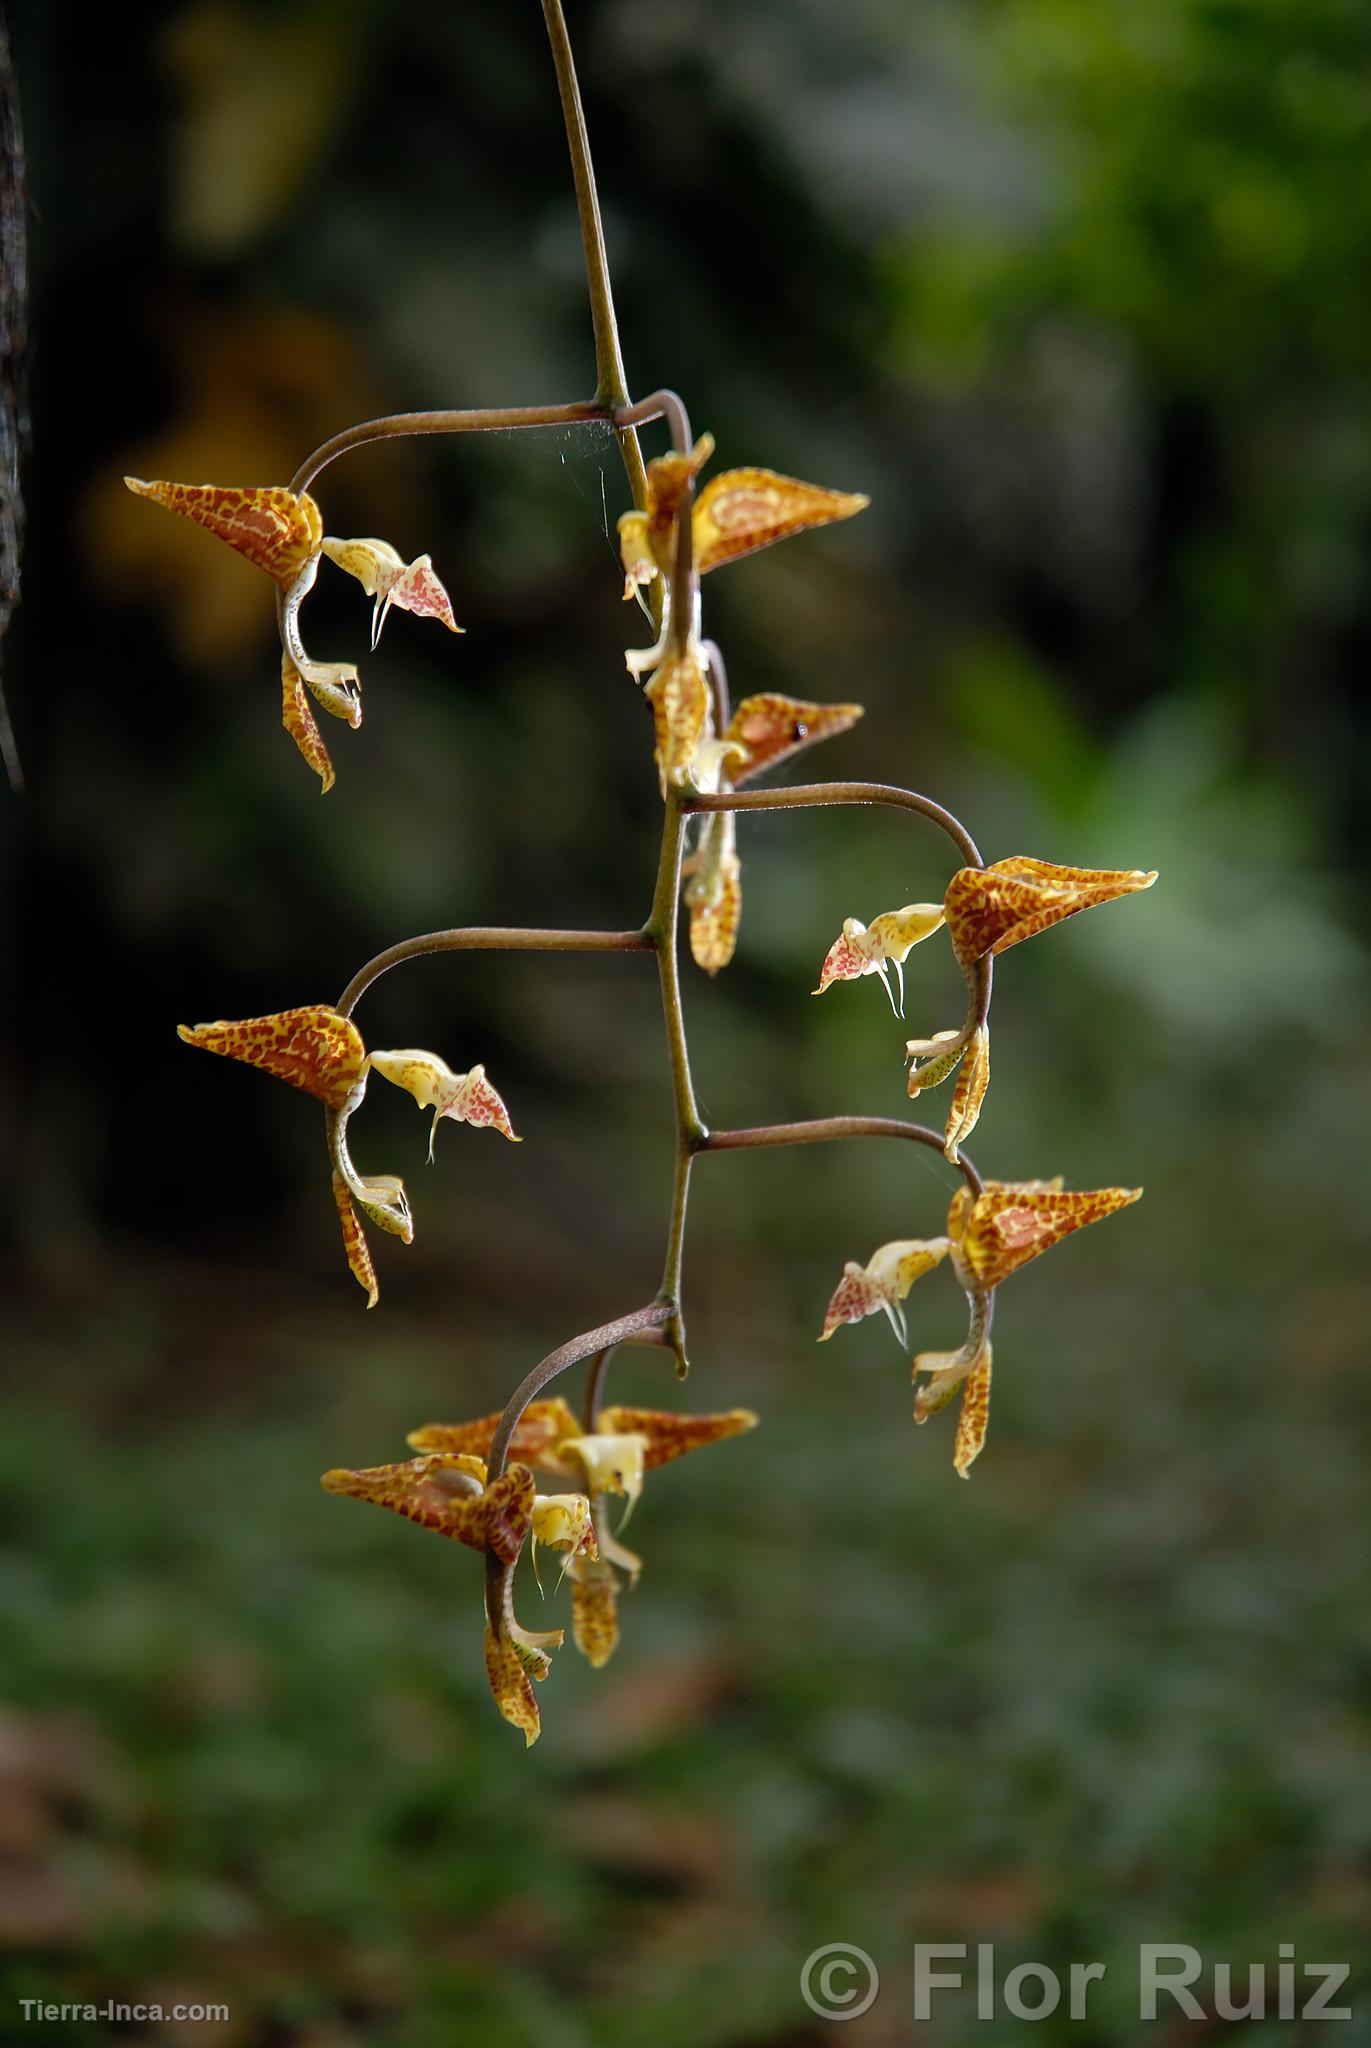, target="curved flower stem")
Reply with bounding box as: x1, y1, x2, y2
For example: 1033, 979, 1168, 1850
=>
615, 389, 694, 457
486, 1303, 673, 1485
684, 780, 985, 871
290, 399, 613, 498
699, 1116, 985, 1201
334, 925, 654, 1019
579, 1325, 670, 1429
